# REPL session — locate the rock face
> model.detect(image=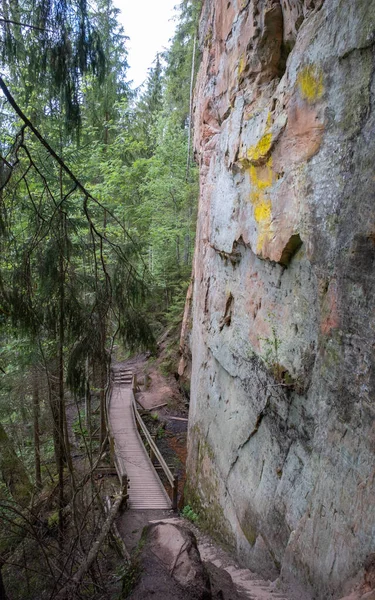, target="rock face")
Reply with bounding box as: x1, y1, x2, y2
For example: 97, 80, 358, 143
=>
186, 1, 375, 598
127, 522, 211, 600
